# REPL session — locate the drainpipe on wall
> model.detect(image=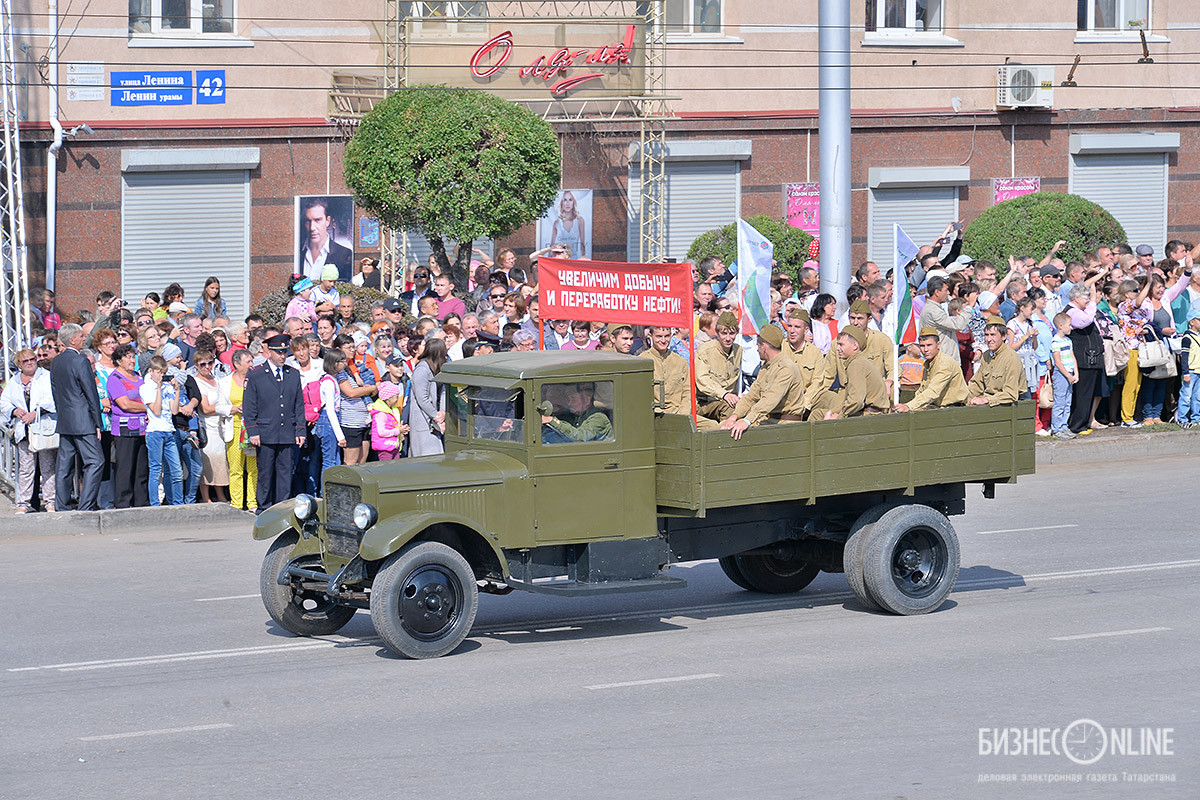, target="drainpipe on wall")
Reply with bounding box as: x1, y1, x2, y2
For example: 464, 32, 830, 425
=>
46, 0, 61, 292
